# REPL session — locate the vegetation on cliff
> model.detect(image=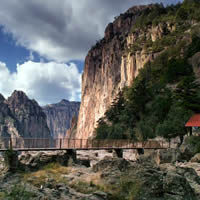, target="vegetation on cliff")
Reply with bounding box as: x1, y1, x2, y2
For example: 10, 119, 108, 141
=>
96, 0, 200, 142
